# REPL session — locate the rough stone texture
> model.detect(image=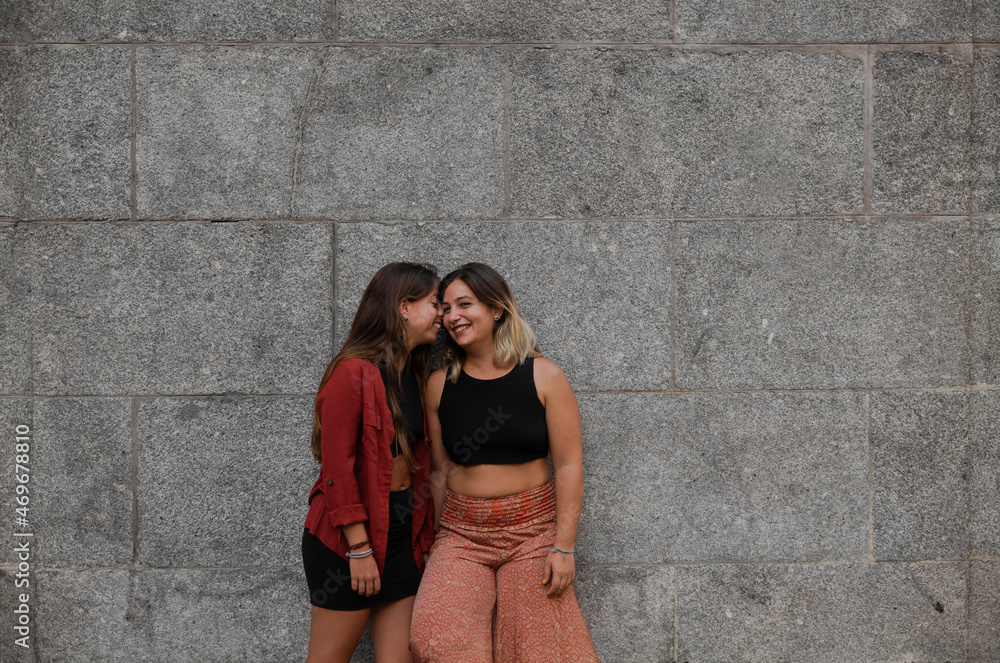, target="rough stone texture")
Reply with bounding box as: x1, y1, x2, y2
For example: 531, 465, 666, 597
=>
973, 51, 1000, 214
338, 0, 671, 42
1, 399, 131, 567
509, 49, 863, 219
575, 565, 675, 662
0, 568, 310, 662
0, 0, 32, 42
31, 222, 331, 395
15, 0, 332, 42
678, 562, 967, 662
136, 47, 319, 220
674, 219, 969, 389
0, 225, 31, 393
676, 0, 973, 42
969, 562, 1000, 663
0, 50, 28, 218
0, 399, 33, 563
975, 1, 1000, 41
871, 391, 968, 560
874, 51, 972, 215
576, 392, 869, 563
292, 48, 505, 221
973, 219, 1000, 386
971, 391, 1000, 558
336, 221, 672, 391
1, 46, 131, 220
138, 396, 316, 567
